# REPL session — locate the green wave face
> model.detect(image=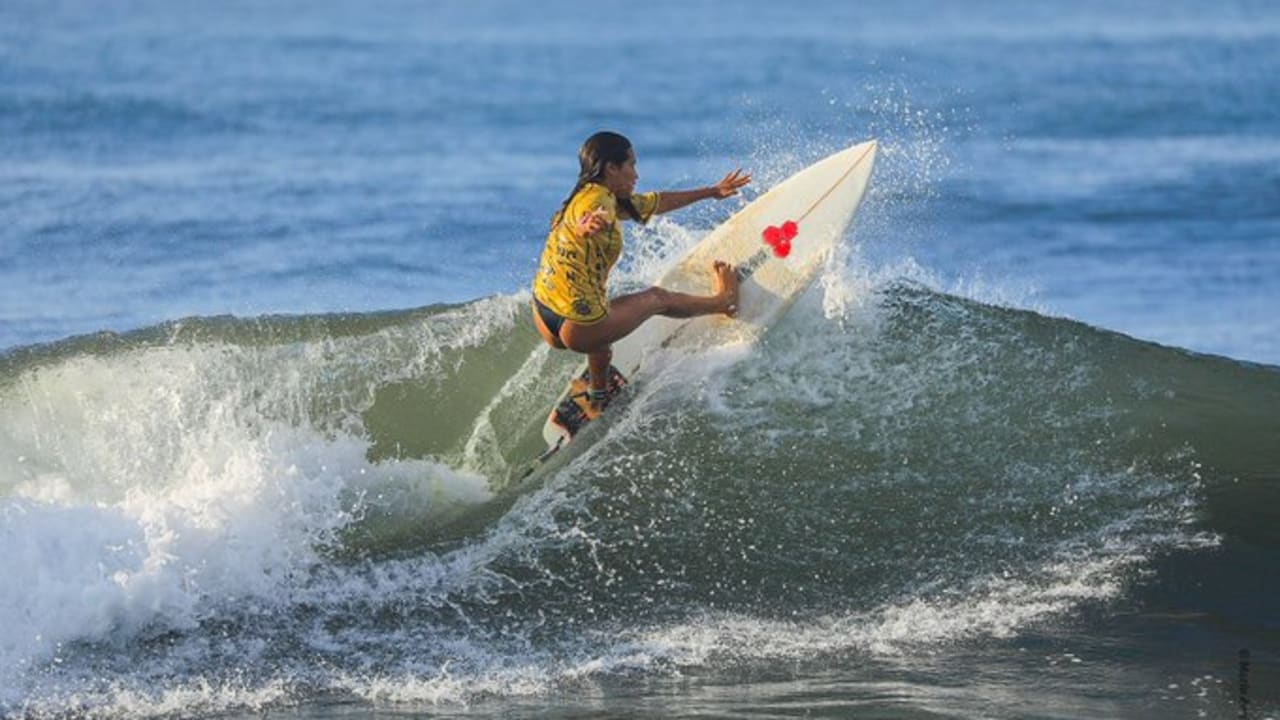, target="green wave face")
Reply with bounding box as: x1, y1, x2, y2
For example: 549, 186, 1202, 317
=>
1, 284, 1276, 714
